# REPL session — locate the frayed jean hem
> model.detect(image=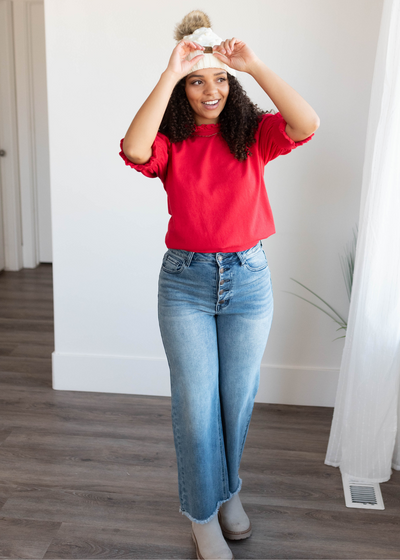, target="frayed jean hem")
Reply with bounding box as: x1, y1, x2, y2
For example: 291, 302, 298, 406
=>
179, 476, 243, 524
